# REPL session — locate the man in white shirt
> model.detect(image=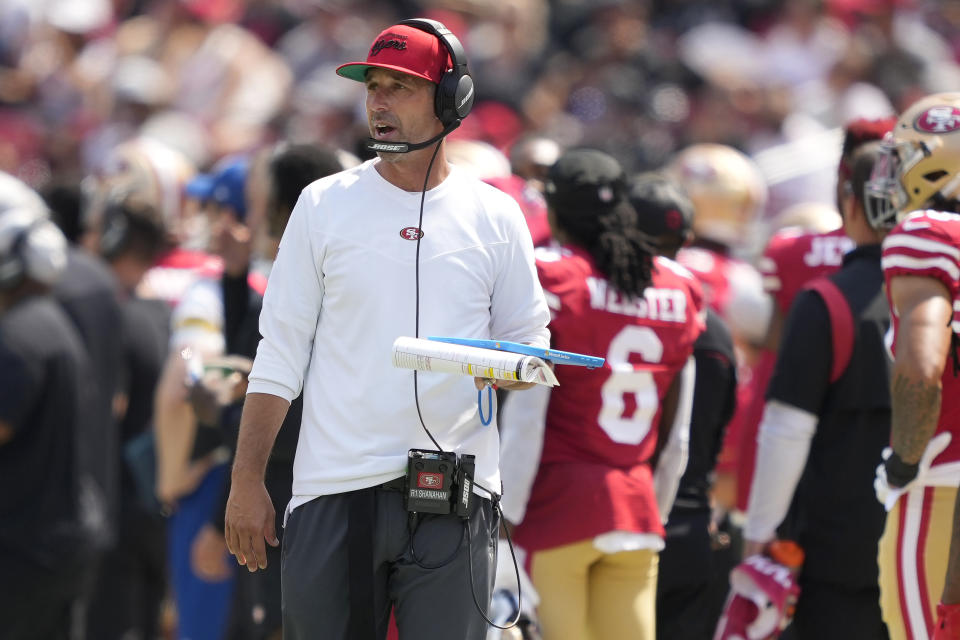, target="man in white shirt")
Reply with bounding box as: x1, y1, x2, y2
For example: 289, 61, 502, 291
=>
223, 18, 550, 640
